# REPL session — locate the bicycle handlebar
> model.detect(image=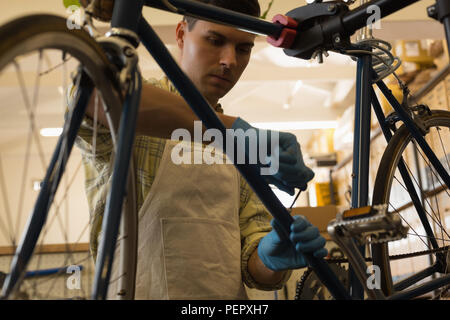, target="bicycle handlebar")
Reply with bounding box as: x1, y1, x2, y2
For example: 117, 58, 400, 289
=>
144, 0, 283, 38
142, 0, 423, 61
